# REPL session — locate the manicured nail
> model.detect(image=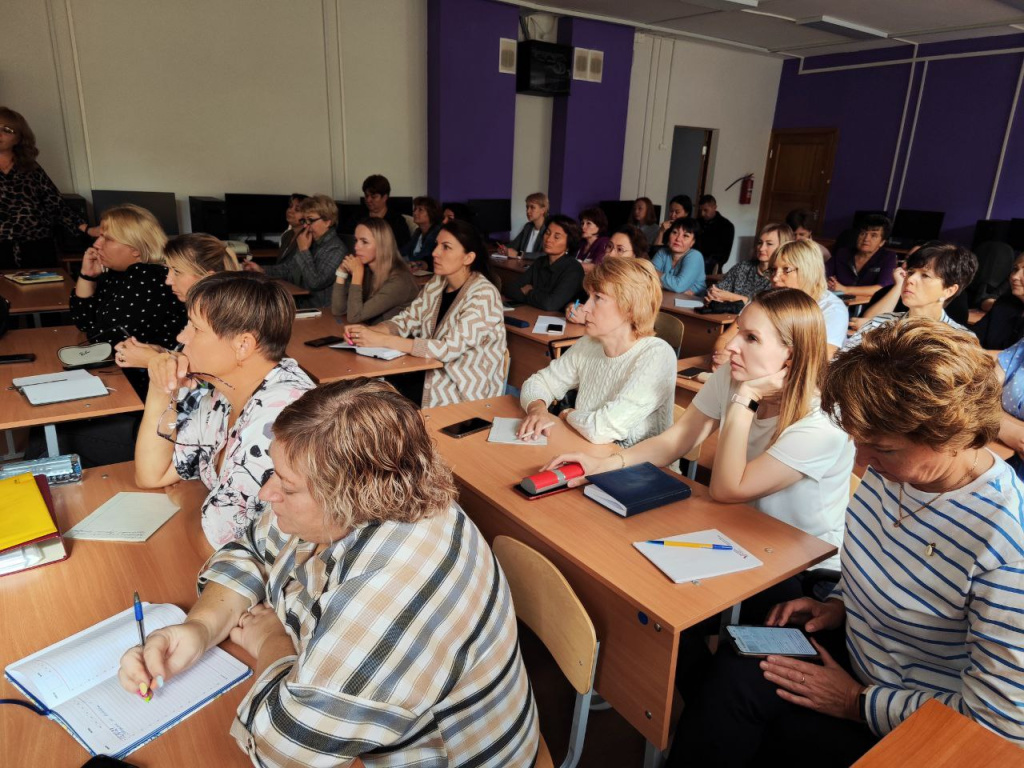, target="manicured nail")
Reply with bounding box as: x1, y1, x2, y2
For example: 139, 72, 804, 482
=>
139, 682, 148, 696
156, 675, 164, 688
